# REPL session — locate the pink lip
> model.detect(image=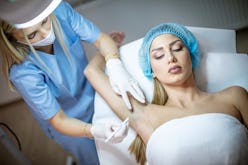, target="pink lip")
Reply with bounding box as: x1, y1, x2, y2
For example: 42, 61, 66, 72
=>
168, 65, 182, 73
